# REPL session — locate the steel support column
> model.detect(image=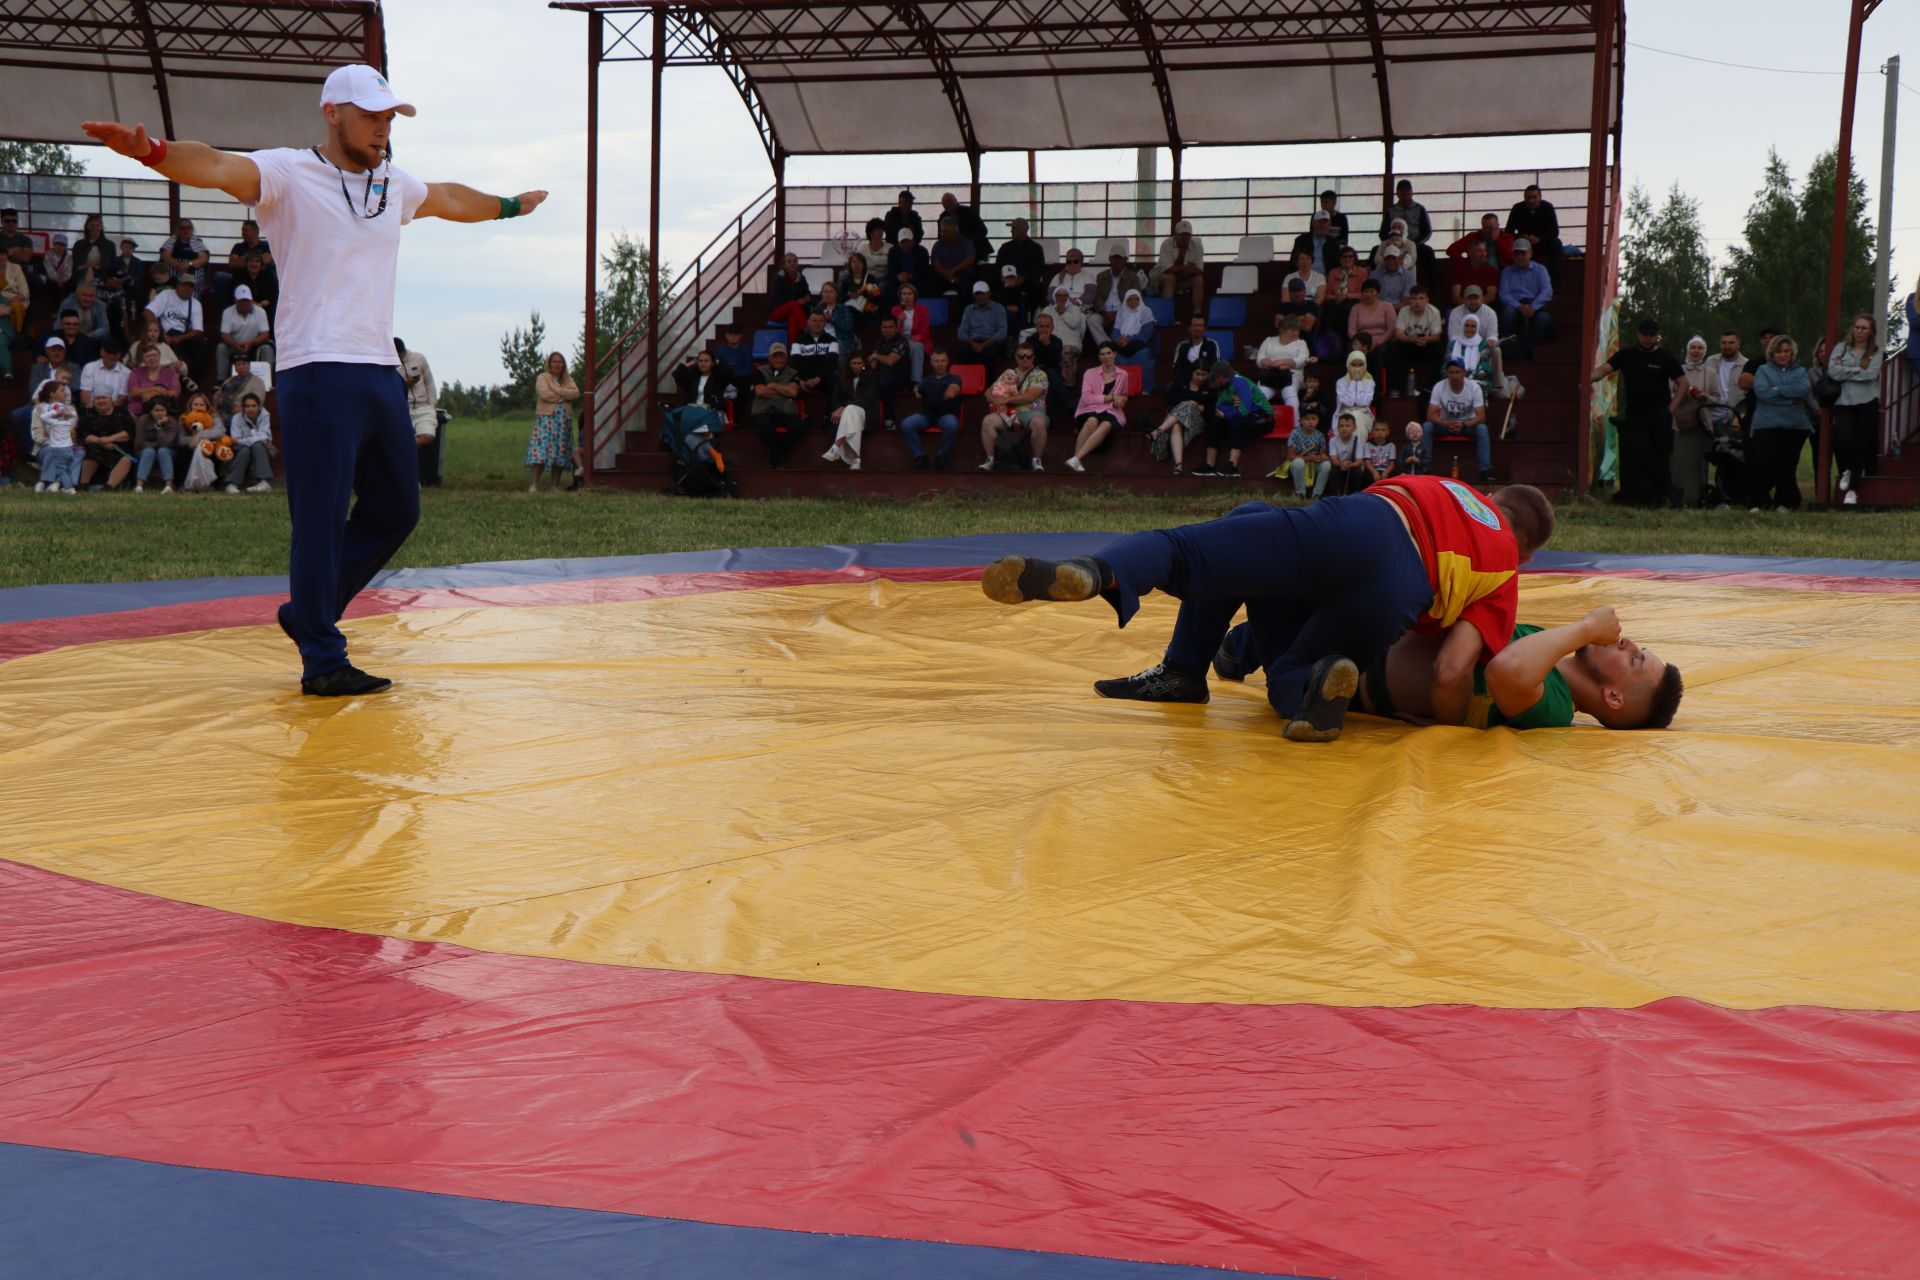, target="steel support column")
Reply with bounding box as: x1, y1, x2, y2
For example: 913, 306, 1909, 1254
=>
1575, 0, 1615, 494
1113, 0, 1181, 234
582, 8, 602, 480
646, 4, 665, 446
361, 4, 385, 72
130, 0, 179, 224
1359, 0, 1396, 214
1818, 0, 1870, 505
772, 147, 787, 265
